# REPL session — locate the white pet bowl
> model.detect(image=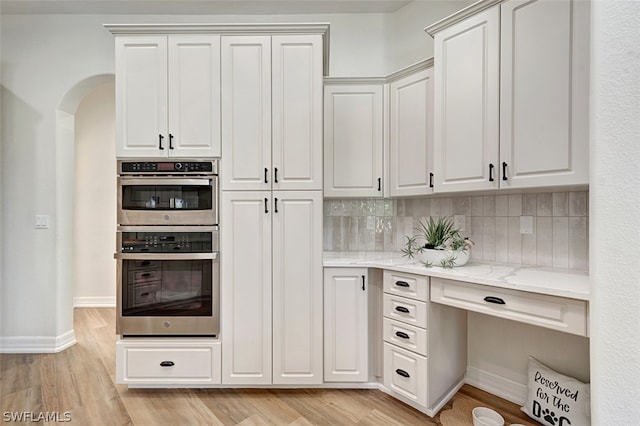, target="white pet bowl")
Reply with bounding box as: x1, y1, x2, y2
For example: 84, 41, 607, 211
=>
472, 407, 505, 426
